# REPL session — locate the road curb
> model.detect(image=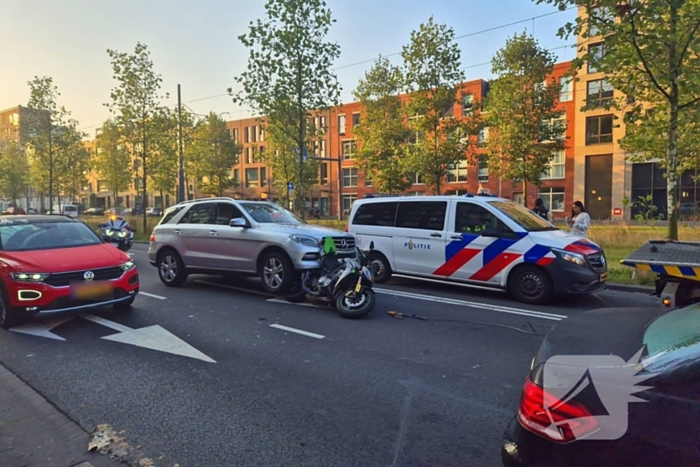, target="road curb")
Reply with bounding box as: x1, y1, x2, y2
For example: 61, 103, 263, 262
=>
606, 283, 654, 294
